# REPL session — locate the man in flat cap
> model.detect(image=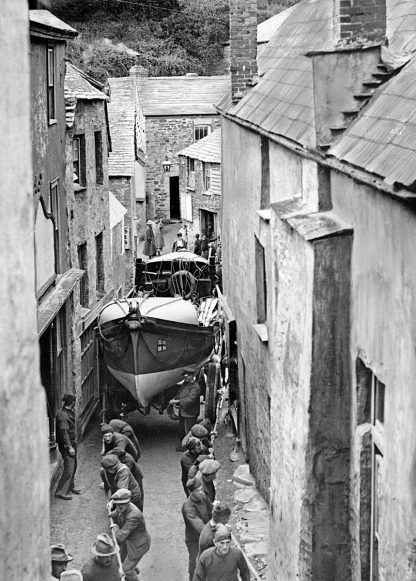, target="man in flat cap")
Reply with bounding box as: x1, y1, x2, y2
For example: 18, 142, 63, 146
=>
182, 476, 212, 581
197, 459, 220, 503
198, 502, 231, 557
55, 394, 80, 500
51, 543, 73, 580
193, 524, 250, 581
175, 371, 201, 451
101, 454, 143, 511
180, 437, 205, 495
111, 447, 145, 510
109, 488, 151, 581
101, 423, 139, 460
81, 533, 120, 581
